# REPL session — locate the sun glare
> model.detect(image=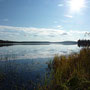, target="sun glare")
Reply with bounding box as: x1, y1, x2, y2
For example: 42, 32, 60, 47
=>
69, 0, 85, 12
